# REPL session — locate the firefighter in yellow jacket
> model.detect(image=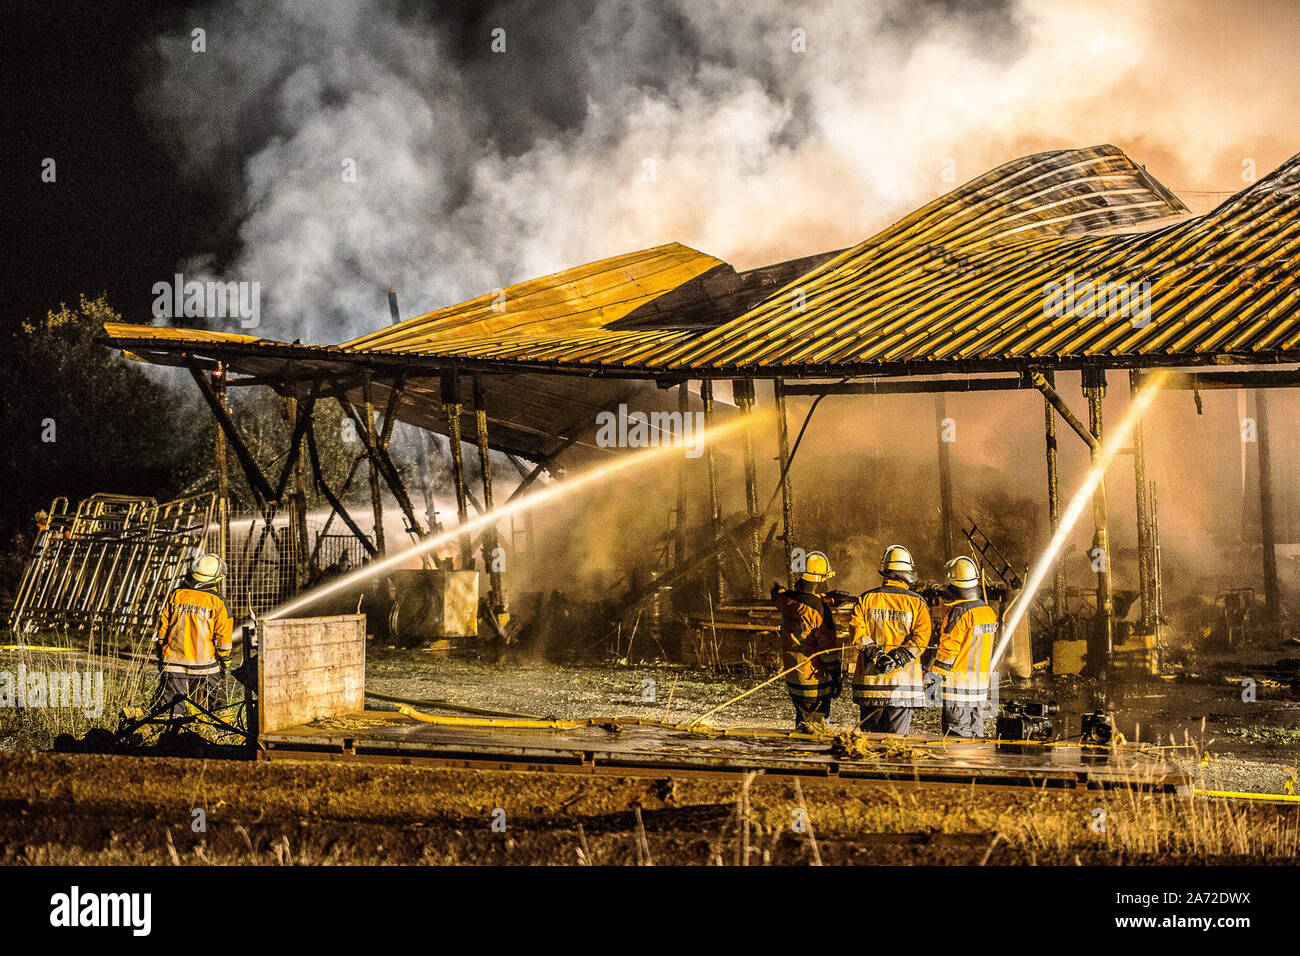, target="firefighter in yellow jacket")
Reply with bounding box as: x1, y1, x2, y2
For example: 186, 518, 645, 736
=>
773, 551, 842, 733
931, 556, 999, 737
848, 545, 931, 734
155, 553, 233, 714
